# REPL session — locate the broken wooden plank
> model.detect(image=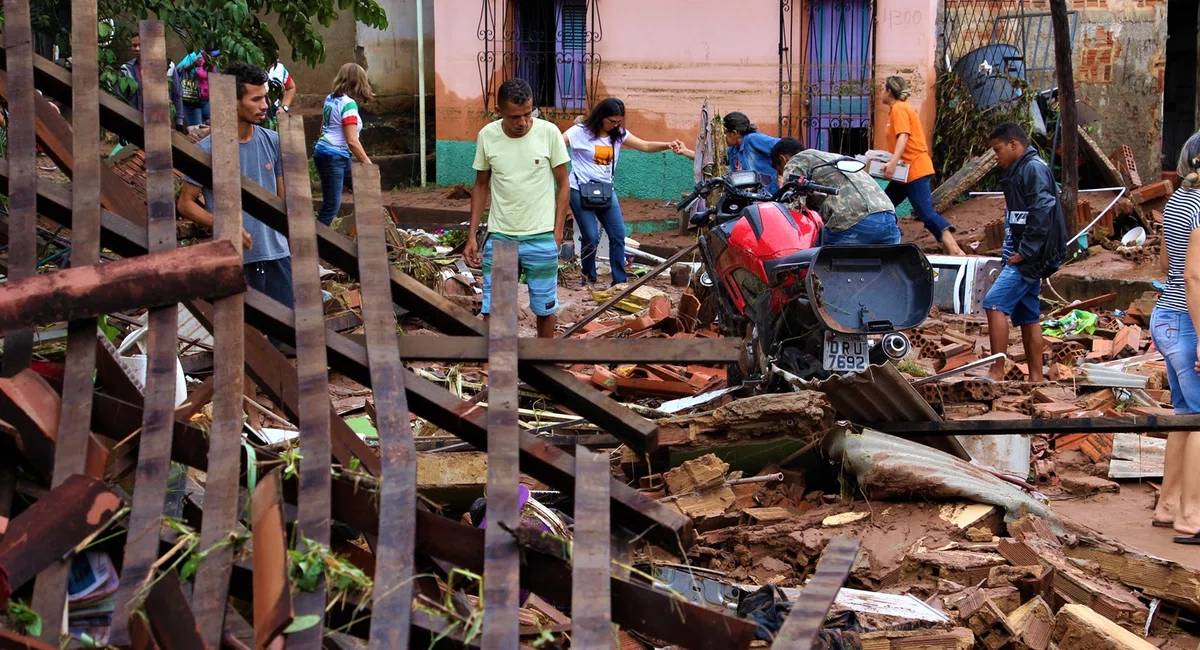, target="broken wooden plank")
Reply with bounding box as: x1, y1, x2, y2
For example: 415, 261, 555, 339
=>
354, 163, 416, 650
1063, 533, 1200, 614
0, 368, 108, 482
1, 0, 38, 375
774, 537, 861, 647
933, 149, 998, 213
483, 239, 521, 650
1049, 293, 1117, 319
28, 1, 103, 637
0, 474, 121, 593
0, 240, 244, 330
361, 337, 740, 364
572, 448, 612, 650
252, 469, 292, 650
0, 68, 146, 227
145, 569, 210, 650
278, 111, 331, 648
110, 21, 180, 646
190, 73, 247, 649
